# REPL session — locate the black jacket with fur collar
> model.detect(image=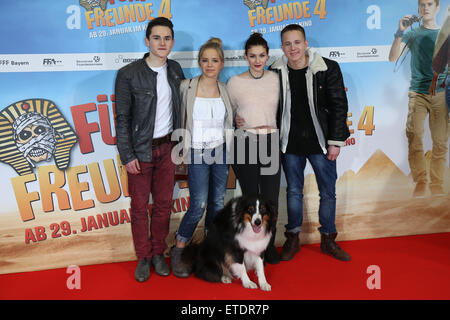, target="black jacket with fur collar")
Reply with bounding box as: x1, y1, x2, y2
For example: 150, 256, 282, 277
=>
269, 48, 350, 154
